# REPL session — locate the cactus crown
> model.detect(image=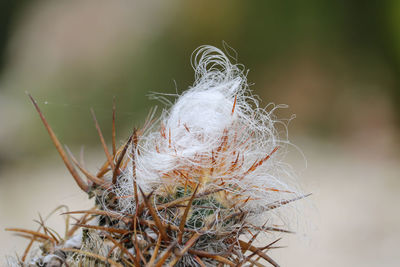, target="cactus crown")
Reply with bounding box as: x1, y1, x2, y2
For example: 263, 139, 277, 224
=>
7, 45, 309, 267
